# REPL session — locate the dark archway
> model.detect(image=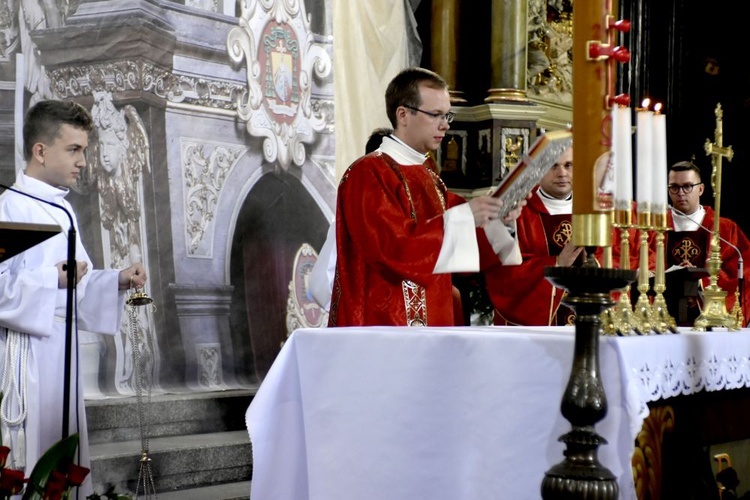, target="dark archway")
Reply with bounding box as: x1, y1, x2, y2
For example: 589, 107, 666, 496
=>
229, 169, 328, 383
